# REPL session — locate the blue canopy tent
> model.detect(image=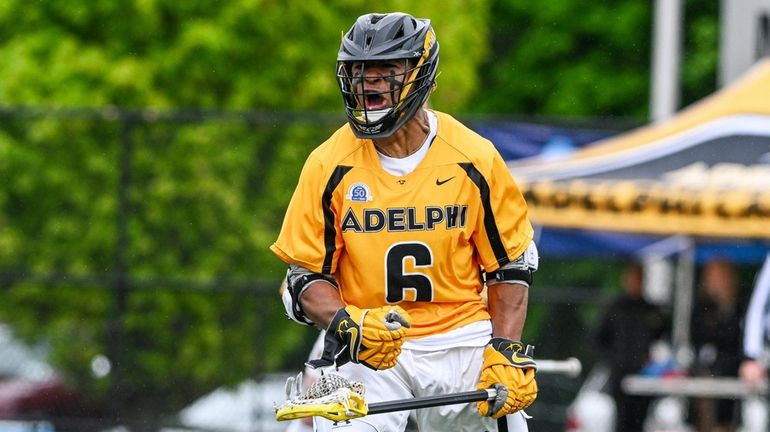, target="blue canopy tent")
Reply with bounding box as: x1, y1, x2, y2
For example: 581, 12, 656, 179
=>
495, 60, 770, 354
469, 62, 770, 266
532, 228, 769, 265
505, 61, 770, 246
469, 121, 770, 265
